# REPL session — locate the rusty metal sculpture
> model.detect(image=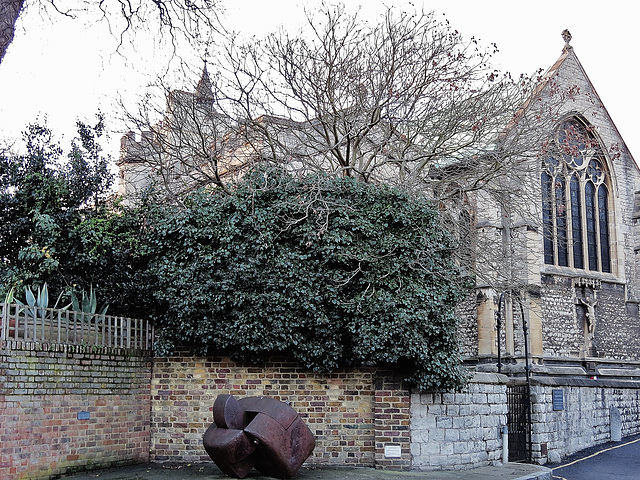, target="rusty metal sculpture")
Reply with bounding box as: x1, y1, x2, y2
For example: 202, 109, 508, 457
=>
203, 394, 316, 479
